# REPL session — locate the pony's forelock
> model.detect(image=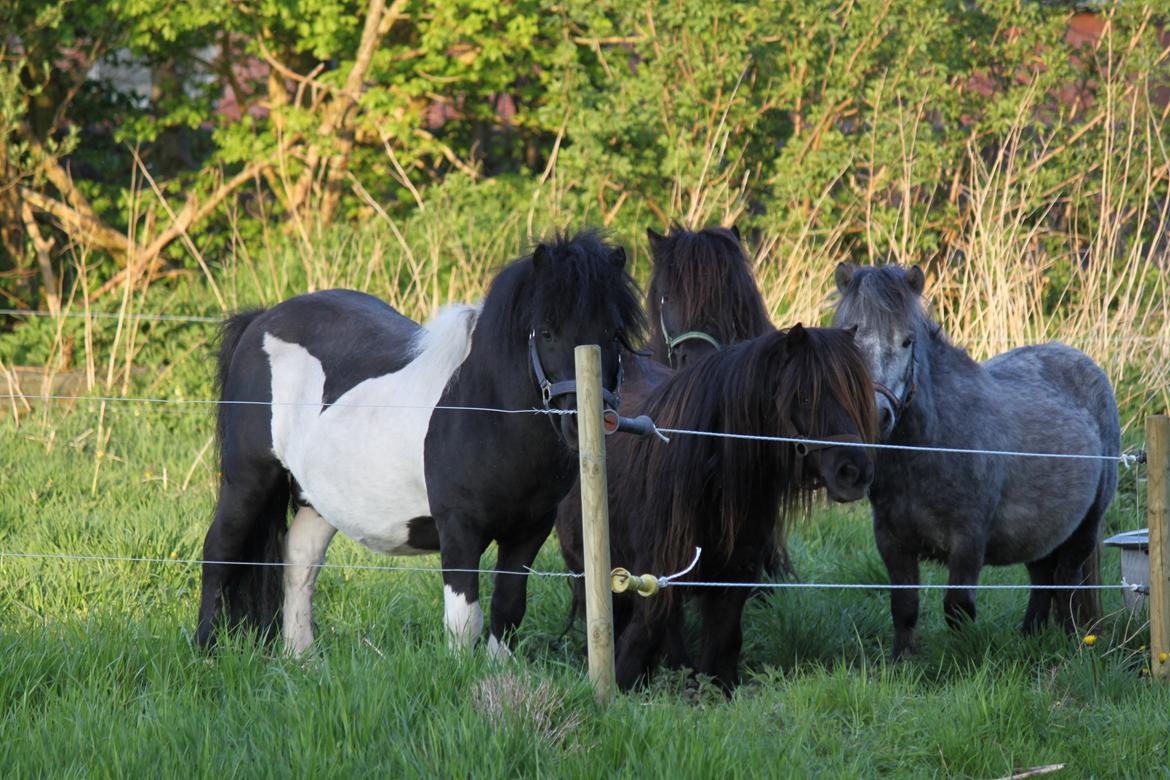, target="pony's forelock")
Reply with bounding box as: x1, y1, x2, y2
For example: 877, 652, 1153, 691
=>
478, 230, 646, 350
836, 265, 938, 342
647, 225, 771, 348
